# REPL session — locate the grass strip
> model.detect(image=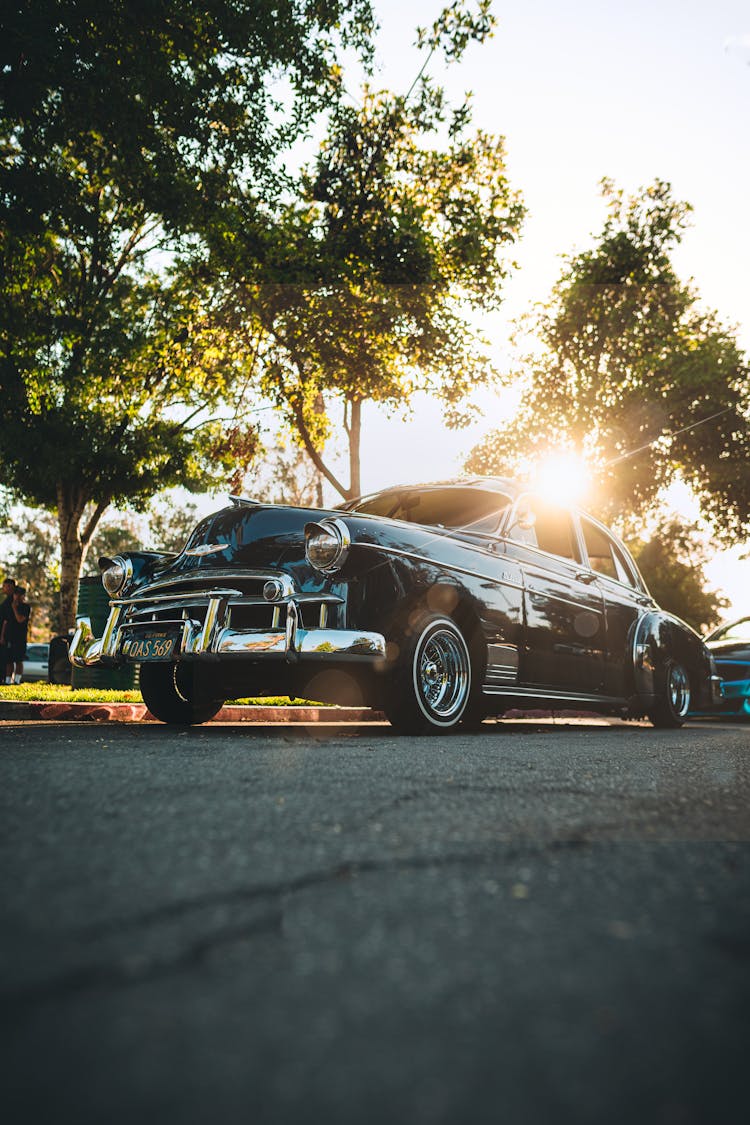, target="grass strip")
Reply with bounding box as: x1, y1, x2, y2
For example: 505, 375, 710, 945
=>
0, 684, 327, 706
